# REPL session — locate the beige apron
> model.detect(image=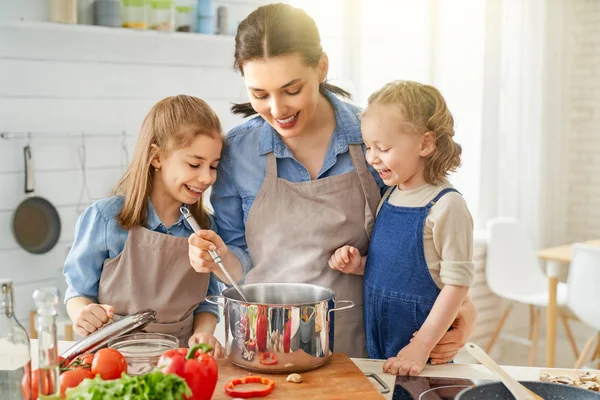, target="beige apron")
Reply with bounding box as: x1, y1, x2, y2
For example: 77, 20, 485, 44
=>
245, 144, 381, 357
98, 226, 210, 347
